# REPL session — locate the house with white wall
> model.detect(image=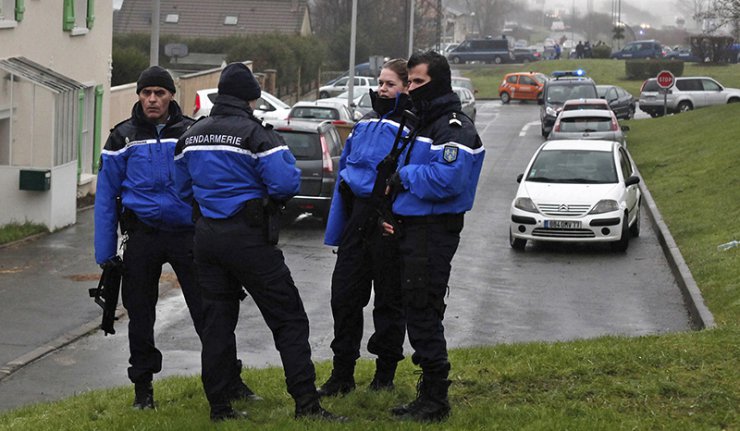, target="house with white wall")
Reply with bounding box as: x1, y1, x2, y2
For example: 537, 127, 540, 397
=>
0, 0, 112, 230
